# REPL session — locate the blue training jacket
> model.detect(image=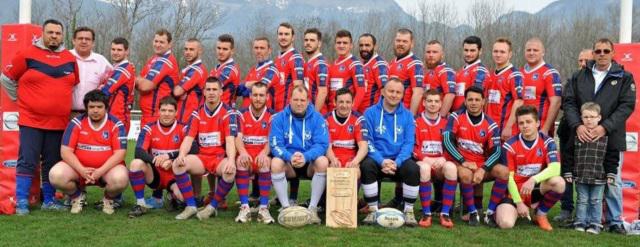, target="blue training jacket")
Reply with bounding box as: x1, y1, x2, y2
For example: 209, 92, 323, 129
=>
269, 104, 329, 163
363, 100, 415, 167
